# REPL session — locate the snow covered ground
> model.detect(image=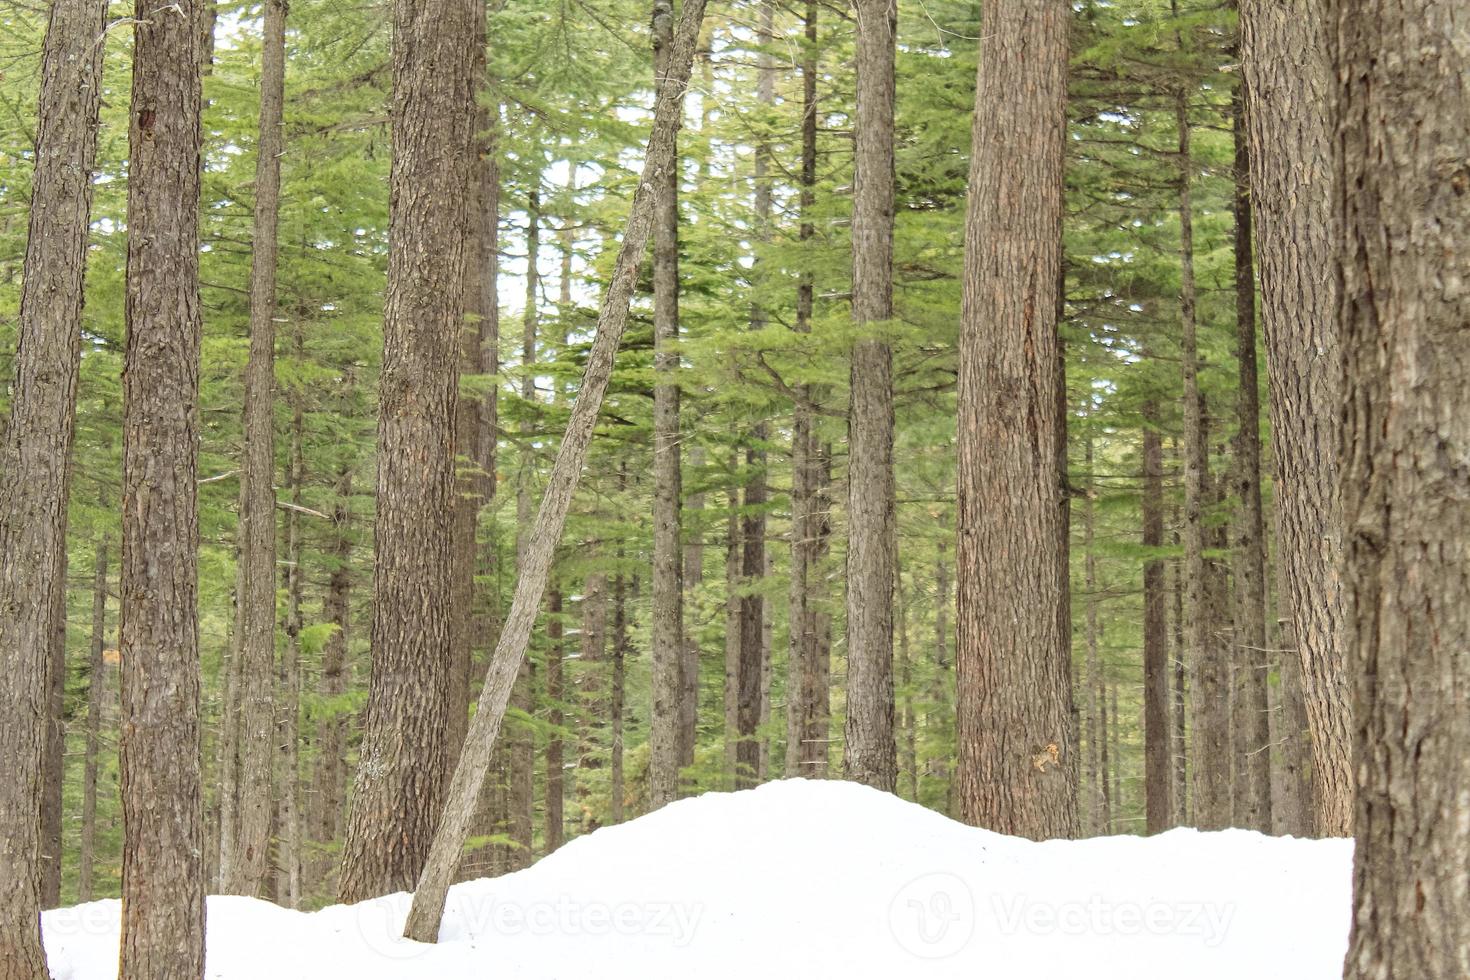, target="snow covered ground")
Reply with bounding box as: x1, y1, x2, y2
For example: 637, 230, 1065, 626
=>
42, 779, 1351, 979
